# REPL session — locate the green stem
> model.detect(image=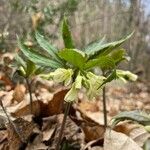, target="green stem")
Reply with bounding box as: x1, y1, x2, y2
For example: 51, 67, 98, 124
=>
25, 78, 33, 115
102, 86, 107, 128
56, 102, 71, 150
102, 71, 107, 128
